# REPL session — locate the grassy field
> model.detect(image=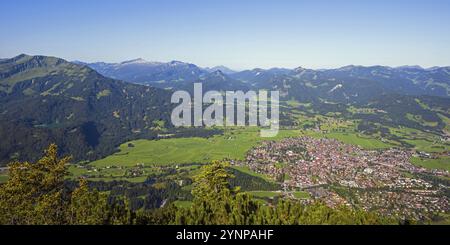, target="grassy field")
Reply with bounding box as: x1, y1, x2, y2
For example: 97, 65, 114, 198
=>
70, 126, 410, 181
390, 127, 449, 153
404, 139, 449, 153
247, 191, 281, 198
89, 128, 301, 168
325, 132, 392, 149
411, 156, 450, 171
68, 122, 449, 181
231, 166, 273, 182
305, 131, 393, 149
292, 191, 311, 199
89, 127, 393, 171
